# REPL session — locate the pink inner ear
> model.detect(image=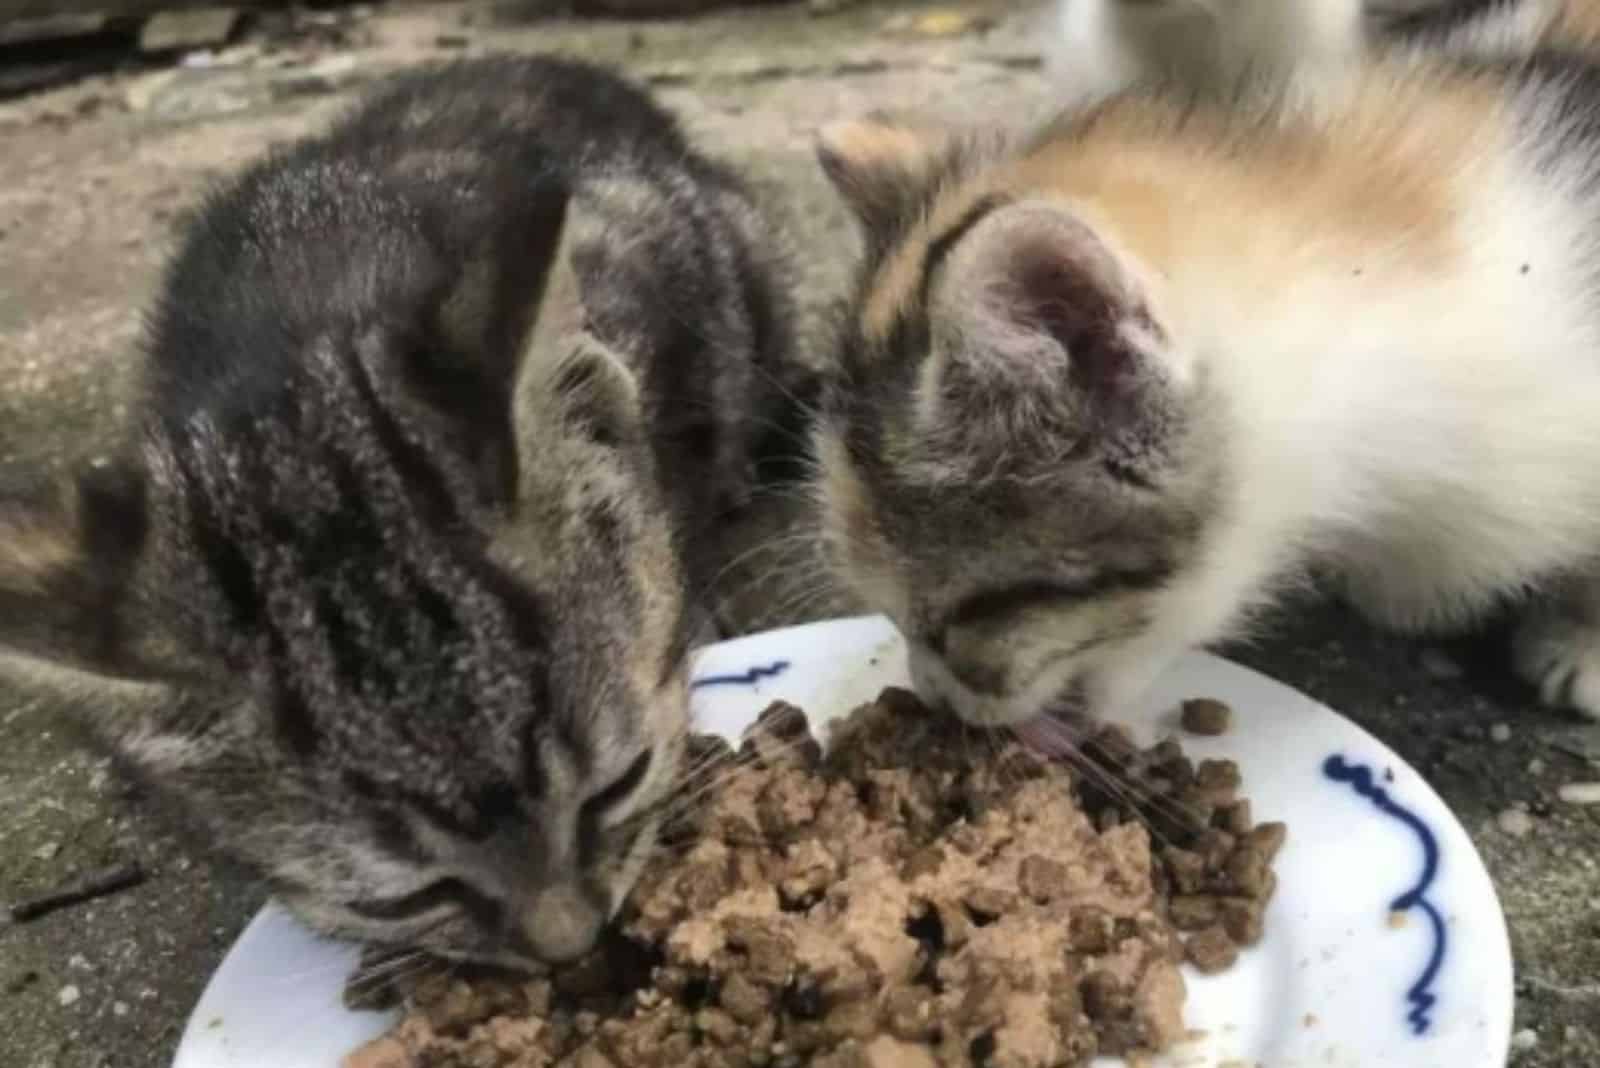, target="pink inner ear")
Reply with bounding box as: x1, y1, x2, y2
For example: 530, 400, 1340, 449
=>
1002, 234, 1135, 399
